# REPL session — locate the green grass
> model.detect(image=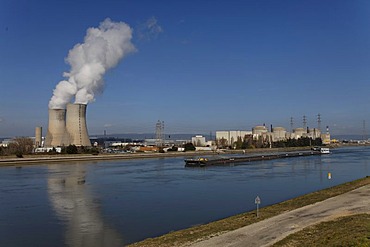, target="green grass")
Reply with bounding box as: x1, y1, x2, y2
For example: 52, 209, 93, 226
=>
128, 176, 370, 247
